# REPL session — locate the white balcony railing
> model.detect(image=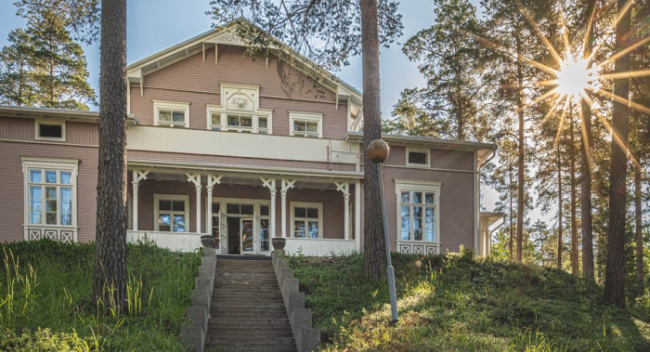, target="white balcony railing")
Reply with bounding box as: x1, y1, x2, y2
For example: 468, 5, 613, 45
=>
283, 238, 356, 256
